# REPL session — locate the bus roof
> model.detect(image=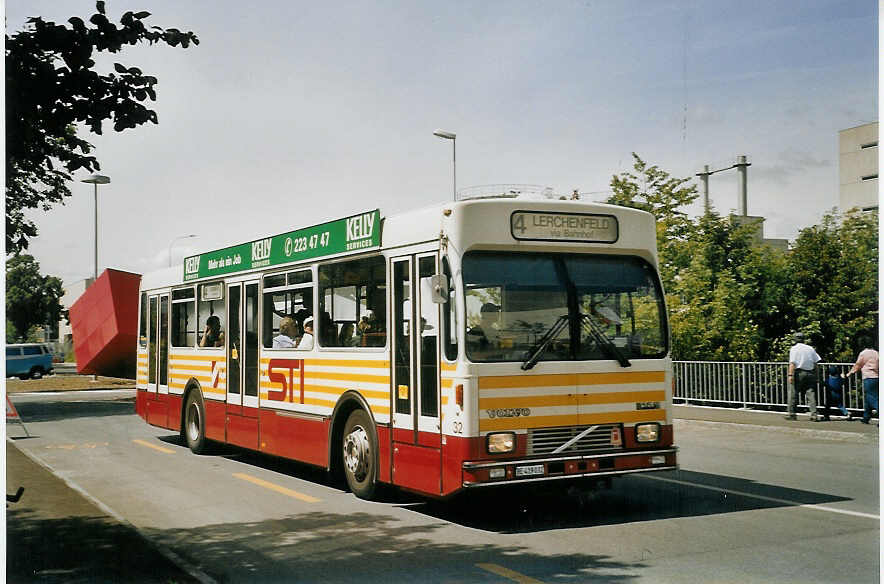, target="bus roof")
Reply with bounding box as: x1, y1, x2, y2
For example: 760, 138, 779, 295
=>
140, 198, 656, 291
